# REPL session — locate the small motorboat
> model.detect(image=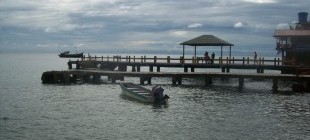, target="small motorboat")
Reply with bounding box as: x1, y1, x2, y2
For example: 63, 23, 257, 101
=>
59, 51, 83, 58
119, 83, 169, 103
